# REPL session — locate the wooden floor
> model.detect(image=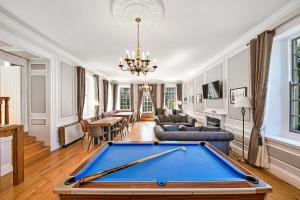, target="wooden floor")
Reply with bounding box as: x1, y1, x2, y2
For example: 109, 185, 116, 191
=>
0, 122, 299, 200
